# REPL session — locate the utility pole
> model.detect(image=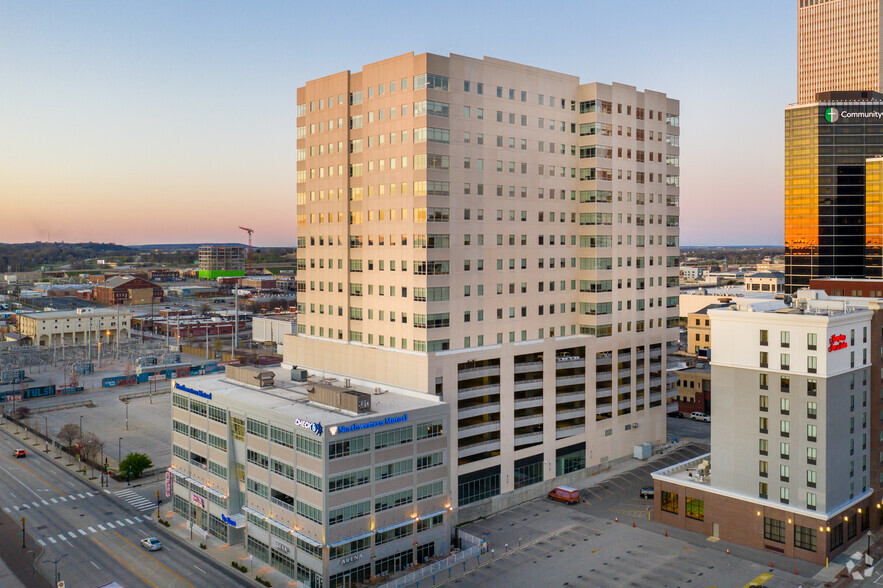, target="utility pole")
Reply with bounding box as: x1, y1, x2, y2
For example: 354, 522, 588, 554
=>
20, 516, 25, 548
233, 290, 238, 361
